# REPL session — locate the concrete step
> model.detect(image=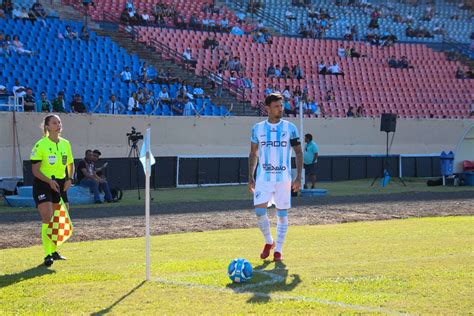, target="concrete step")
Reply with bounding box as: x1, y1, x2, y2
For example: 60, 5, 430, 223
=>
6, 185, 95, 207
